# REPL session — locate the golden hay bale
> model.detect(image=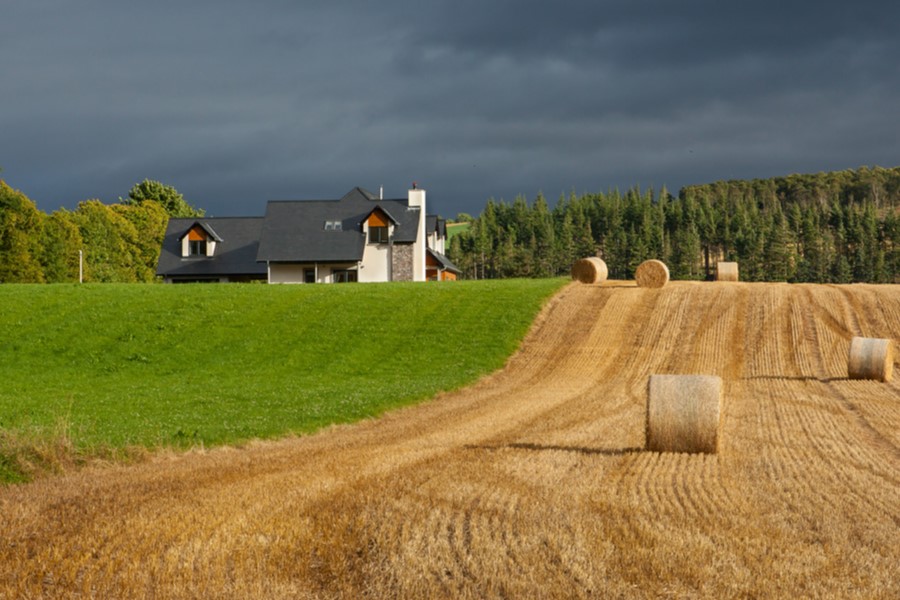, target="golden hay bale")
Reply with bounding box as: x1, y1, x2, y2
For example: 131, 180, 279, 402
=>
646, 375, 722, 454
570, 257, 608, 284
848, 337, 894, 382
716, 262, 739, 282
635, 259, 669, 288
